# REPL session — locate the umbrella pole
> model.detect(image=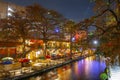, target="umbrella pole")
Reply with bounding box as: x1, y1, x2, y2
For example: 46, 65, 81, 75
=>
7, 48, 10, 57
